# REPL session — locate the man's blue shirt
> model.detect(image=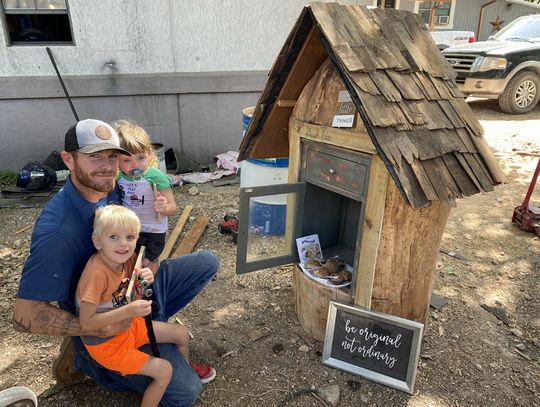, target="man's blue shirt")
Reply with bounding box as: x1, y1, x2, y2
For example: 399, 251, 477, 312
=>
17, 177, 120, 314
